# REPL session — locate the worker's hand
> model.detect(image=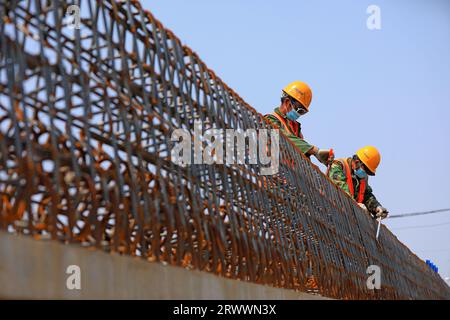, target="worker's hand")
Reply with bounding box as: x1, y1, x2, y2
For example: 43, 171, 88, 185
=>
375, 206, 389, 219
358, 203, 368, 211
315, 149, 334, 165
